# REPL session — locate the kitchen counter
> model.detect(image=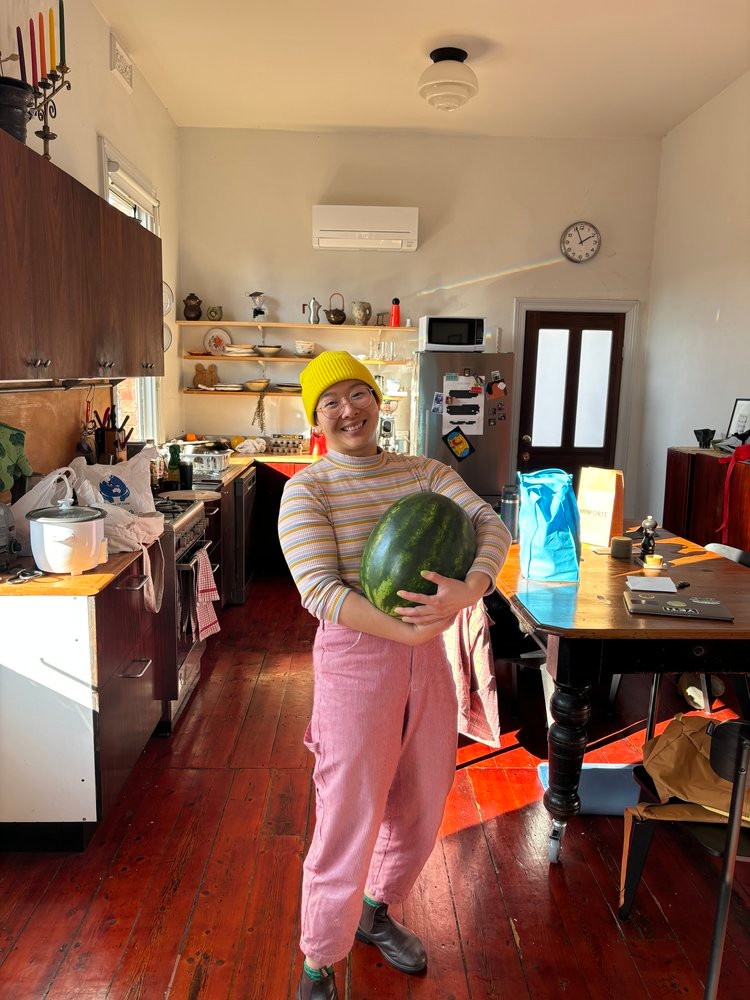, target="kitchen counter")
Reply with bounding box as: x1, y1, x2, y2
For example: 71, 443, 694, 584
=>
252, 454, 315, 465
0, 549, 145, 598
